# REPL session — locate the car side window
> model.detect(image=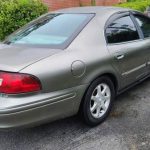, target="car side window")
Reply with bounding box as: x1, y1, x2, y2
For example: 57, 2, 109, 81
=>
106, 15, 139, 44
134, 15, 150, 38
